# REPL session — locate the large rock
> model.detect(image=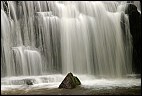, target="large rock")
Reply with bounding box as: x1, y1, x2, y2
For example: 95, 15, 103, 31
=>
125, 4, 141, 74
59, 72, 81, 89
120, 3, 141, 74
